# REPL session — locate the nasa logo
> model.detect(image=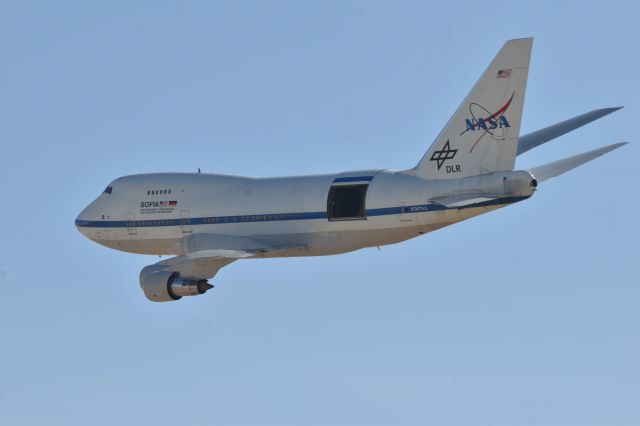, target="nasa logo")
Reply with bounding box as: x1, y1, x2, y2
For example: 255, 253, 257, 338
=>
465, 116, 511, 131
461, 91, 515, 136
460, 91, 516, 153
